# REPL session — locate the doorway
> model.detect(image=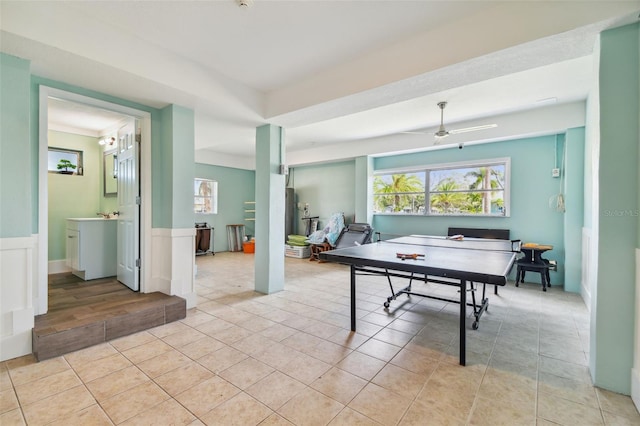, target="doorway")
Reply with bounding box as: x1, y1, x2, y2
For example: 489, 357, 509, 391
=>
37, 87, 152, 315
